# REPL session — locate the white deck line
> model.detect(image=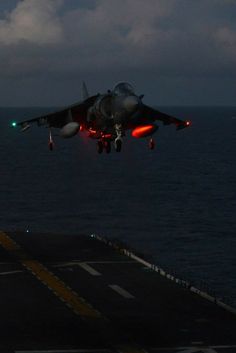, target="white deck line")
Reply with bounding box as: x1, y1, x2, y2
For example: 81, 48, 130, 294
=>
53, 260, 136, 268
15, 348, 111, 353
0, 270, 23, 276
78, 262, 101, 276
109, 284, 135, 299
